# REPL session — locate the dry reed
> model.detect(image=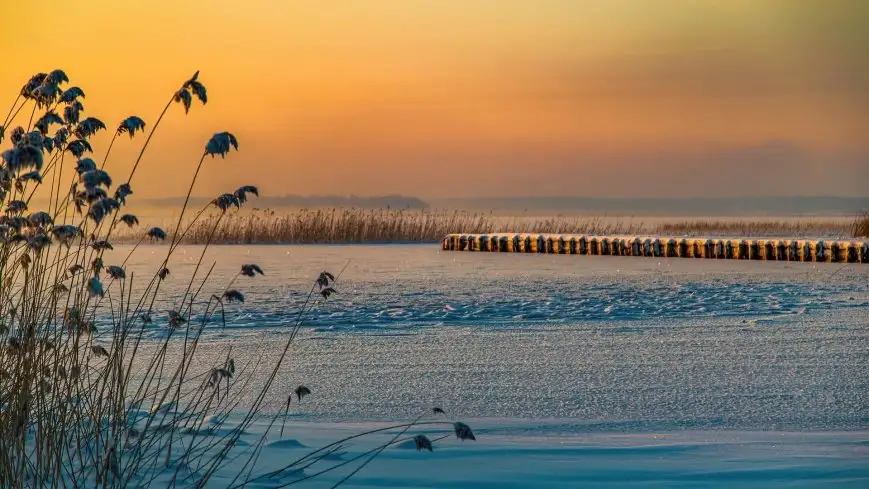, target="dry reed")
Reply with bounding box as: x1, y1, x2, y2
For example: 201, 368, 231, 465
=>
114, 208, 858, 244
654, 219, 854, 239
852, 211, 869, 238
0, 70, 473, 489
